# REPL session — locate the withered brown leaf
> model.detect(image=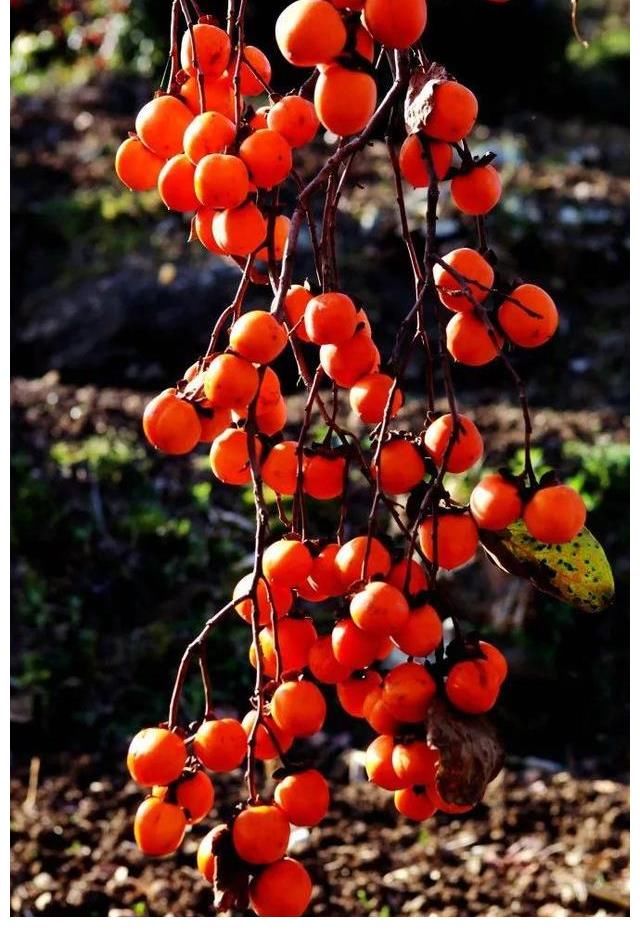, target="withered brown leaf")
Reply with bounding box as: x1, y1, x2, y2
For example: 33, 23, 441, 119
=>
404, 63, 450, 136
